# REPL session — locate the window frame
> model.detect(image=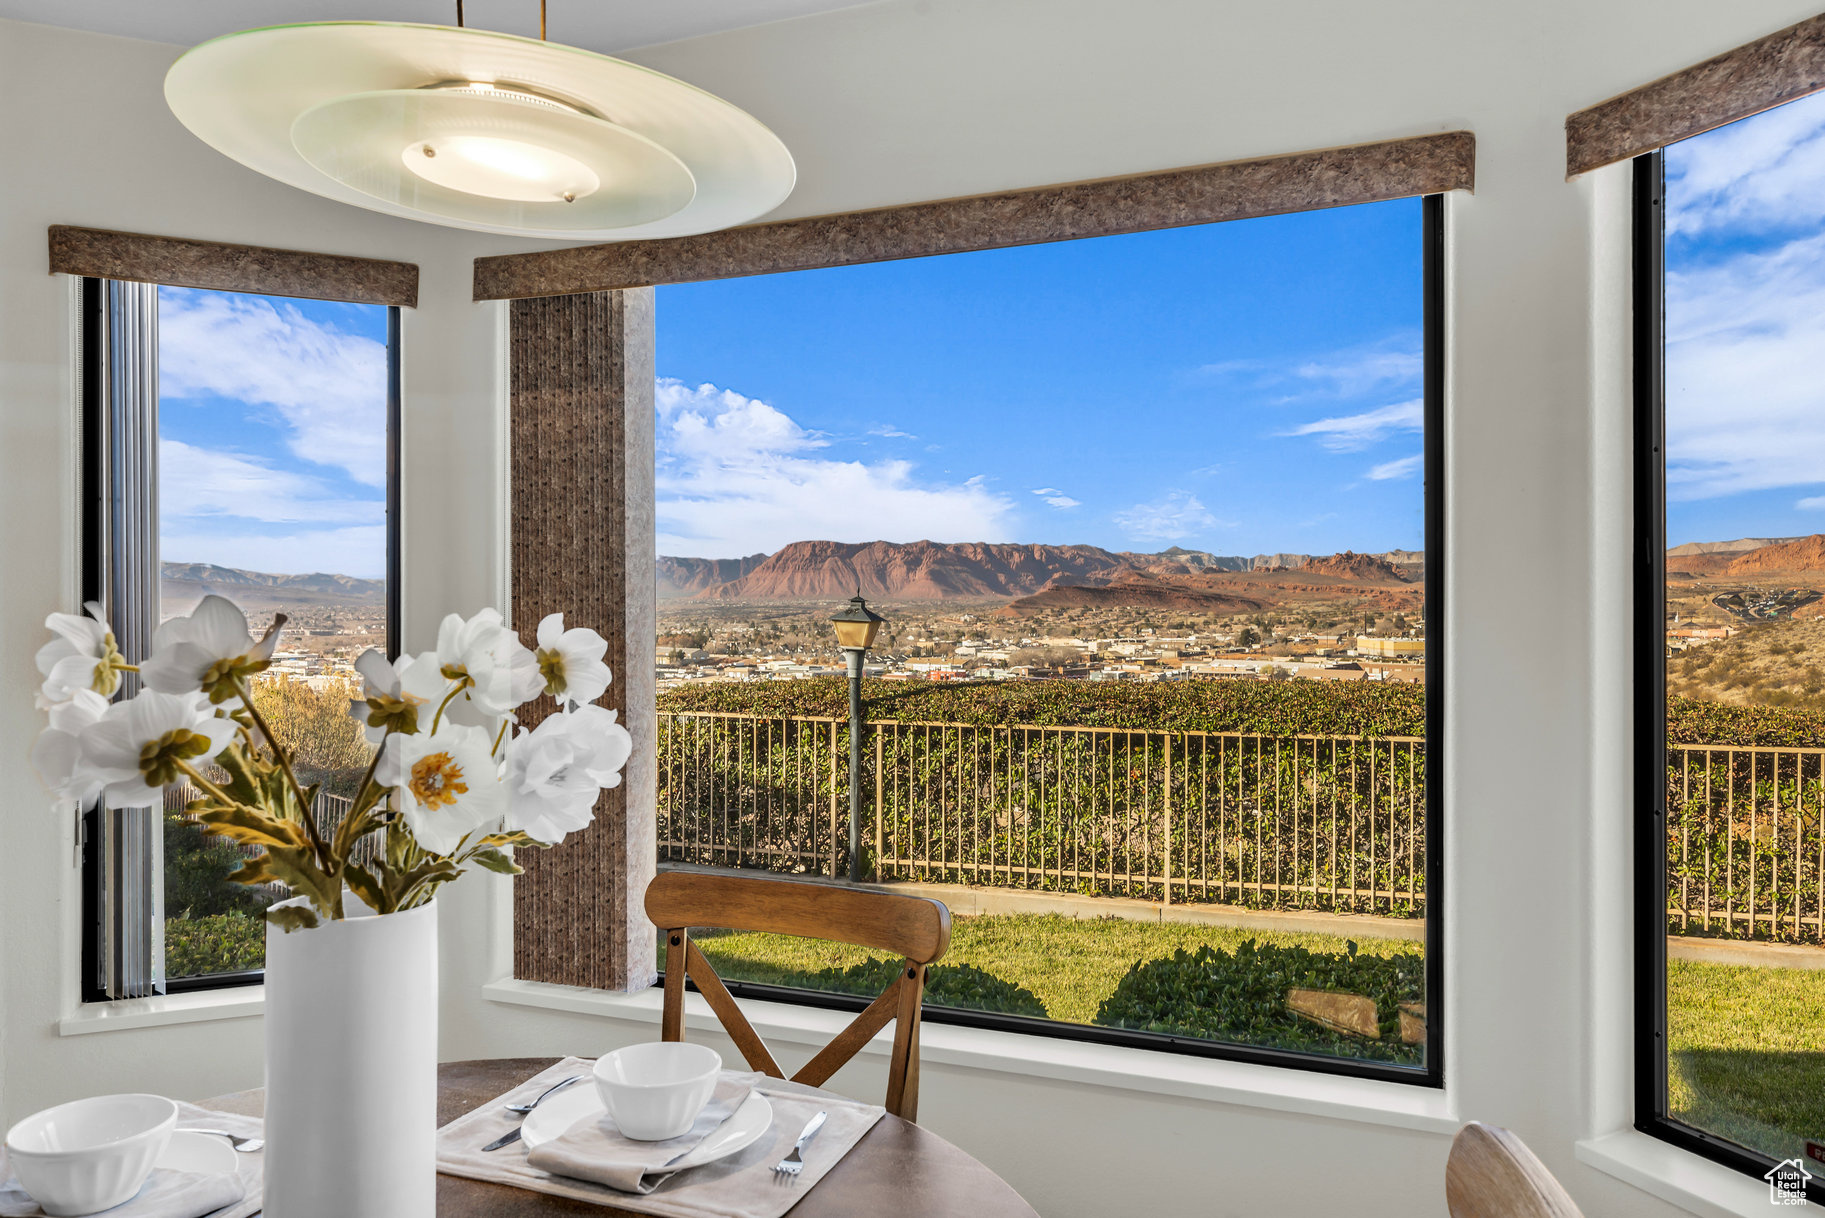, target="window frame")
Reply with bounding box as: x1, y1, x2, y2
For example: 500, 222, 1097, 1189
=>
661, 192, 1448, 1088
78, 276, 404, 1000
1631, 149, 1825, 1203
